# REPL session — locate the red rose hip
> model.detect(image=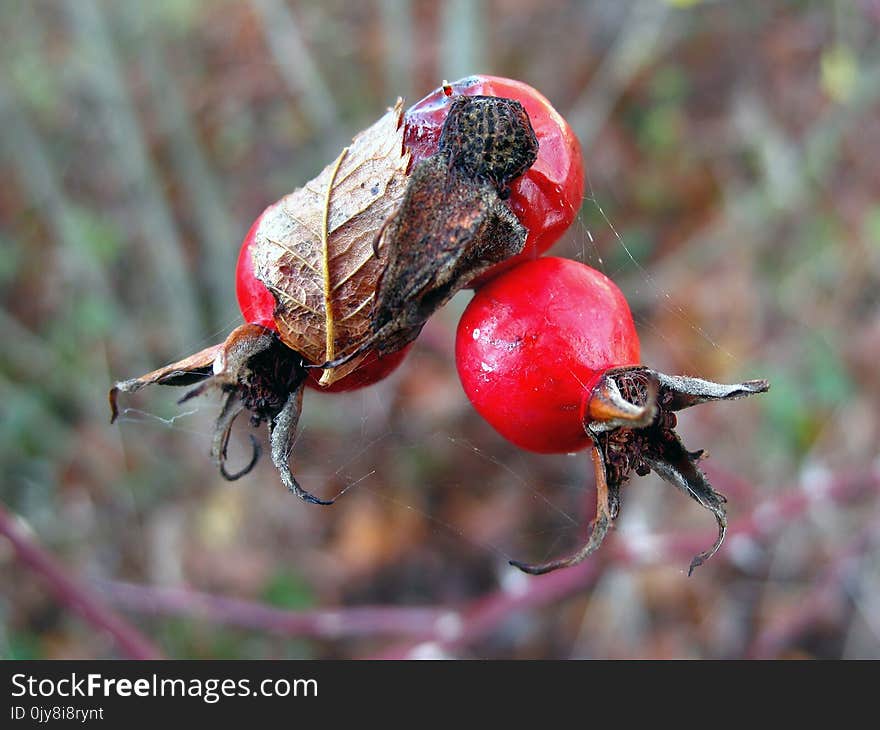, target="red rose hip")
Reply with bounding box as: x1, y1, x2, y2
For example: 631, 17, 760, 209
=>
456, 257, 769, 575
456, 257, 639, 453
